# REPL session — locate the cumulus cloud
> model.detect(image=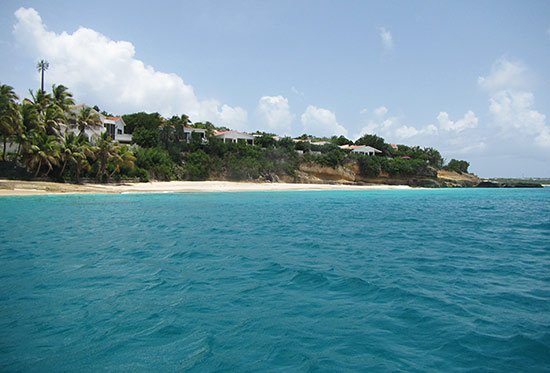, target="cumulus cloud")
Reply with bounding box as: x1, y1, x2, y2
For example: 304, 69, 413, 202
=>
374, 106, 388, 117
356, 107, 440, 142
12, 7, 247, 128
478, 58, 531, 92
489, 90, 547, 142
479, 57, 549, 149
257, 95, 293, 134
437, 110, 478, 133
301, 106, 348, 137
378, 27, 393, 51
